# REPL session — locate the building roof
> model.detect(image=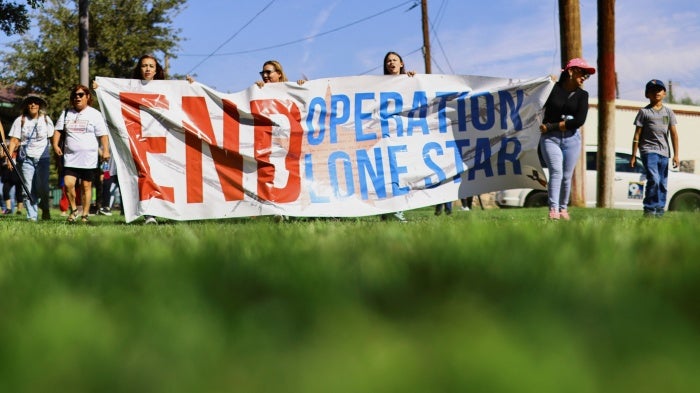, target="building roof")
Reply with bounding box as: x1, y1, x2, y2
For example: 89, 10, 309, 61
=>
0, 85, 19, 109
